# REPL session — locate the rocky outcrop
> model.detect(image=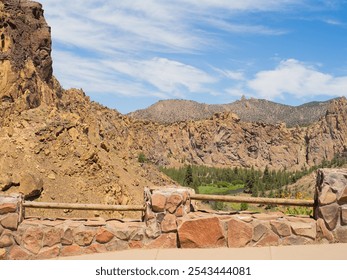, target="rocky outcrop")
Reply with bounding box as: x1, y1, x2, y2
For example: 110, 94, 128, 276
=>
0, 2, 173, 219
123, 98, 347, 170
0, 0, 61, 120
